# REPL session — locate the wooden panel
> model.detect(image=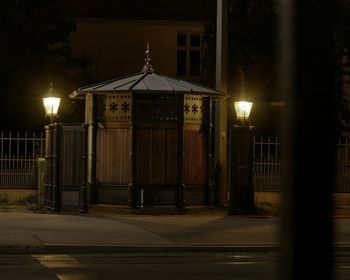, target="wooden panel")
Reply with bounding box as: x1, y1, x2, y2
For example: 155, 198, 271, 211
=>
96, 128, 131, 185
59, 126, 85, 188
184, 129, 206, 185
136, 128, 178, 185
